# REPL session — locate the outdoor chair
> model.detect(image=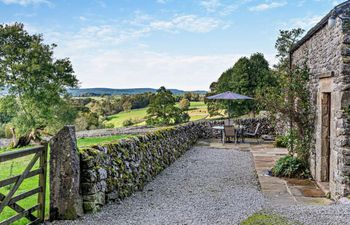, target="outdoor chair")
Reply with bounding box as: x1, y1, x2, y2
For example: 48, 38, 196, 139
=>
224, 125, 236, 143
245, 122, 261, 143
224, 119, 234, 126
